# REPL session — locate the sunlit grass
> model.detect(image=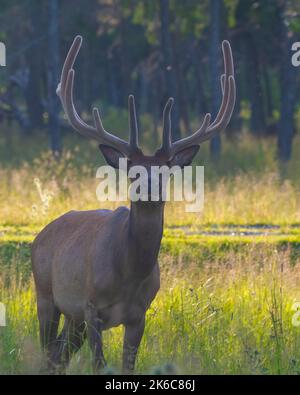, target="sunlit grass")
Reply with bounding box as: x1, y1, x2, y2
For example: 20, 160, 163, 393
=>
1, 248, 300, 374
1, 130, 300, 374
1, 134, 300, 227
